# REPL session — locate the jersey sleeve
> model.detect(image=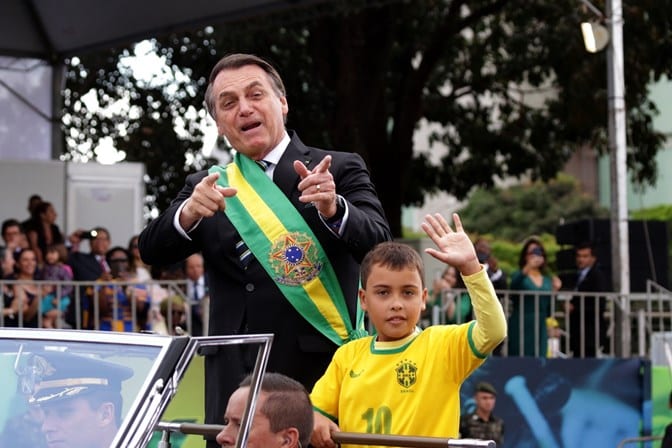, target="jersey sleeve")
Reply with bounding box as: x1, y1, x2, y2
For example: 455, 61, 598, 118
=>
309, 342, 349, 420
462, 267, 507, 356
